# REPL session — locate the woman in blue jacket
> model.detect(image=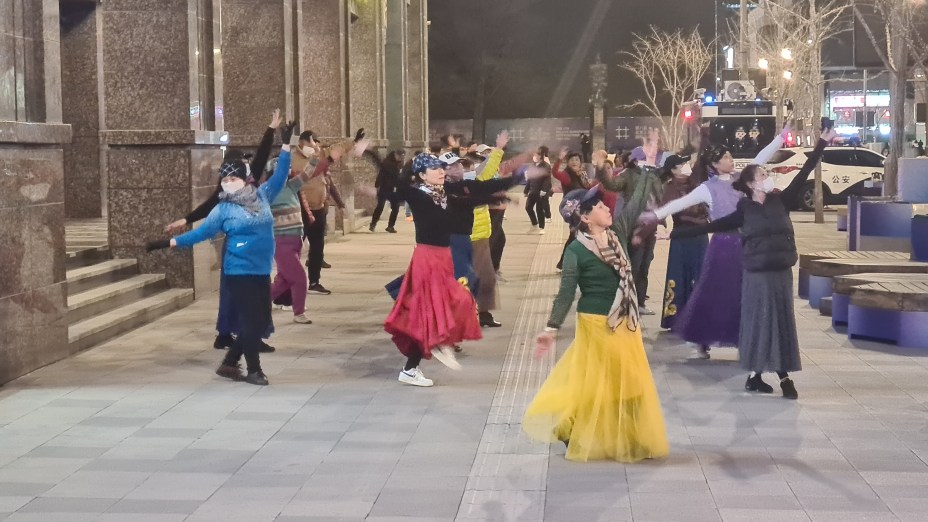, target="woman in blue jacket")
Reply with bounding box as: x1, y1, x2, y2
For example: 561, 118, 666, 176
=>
147, 122, 297, 386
